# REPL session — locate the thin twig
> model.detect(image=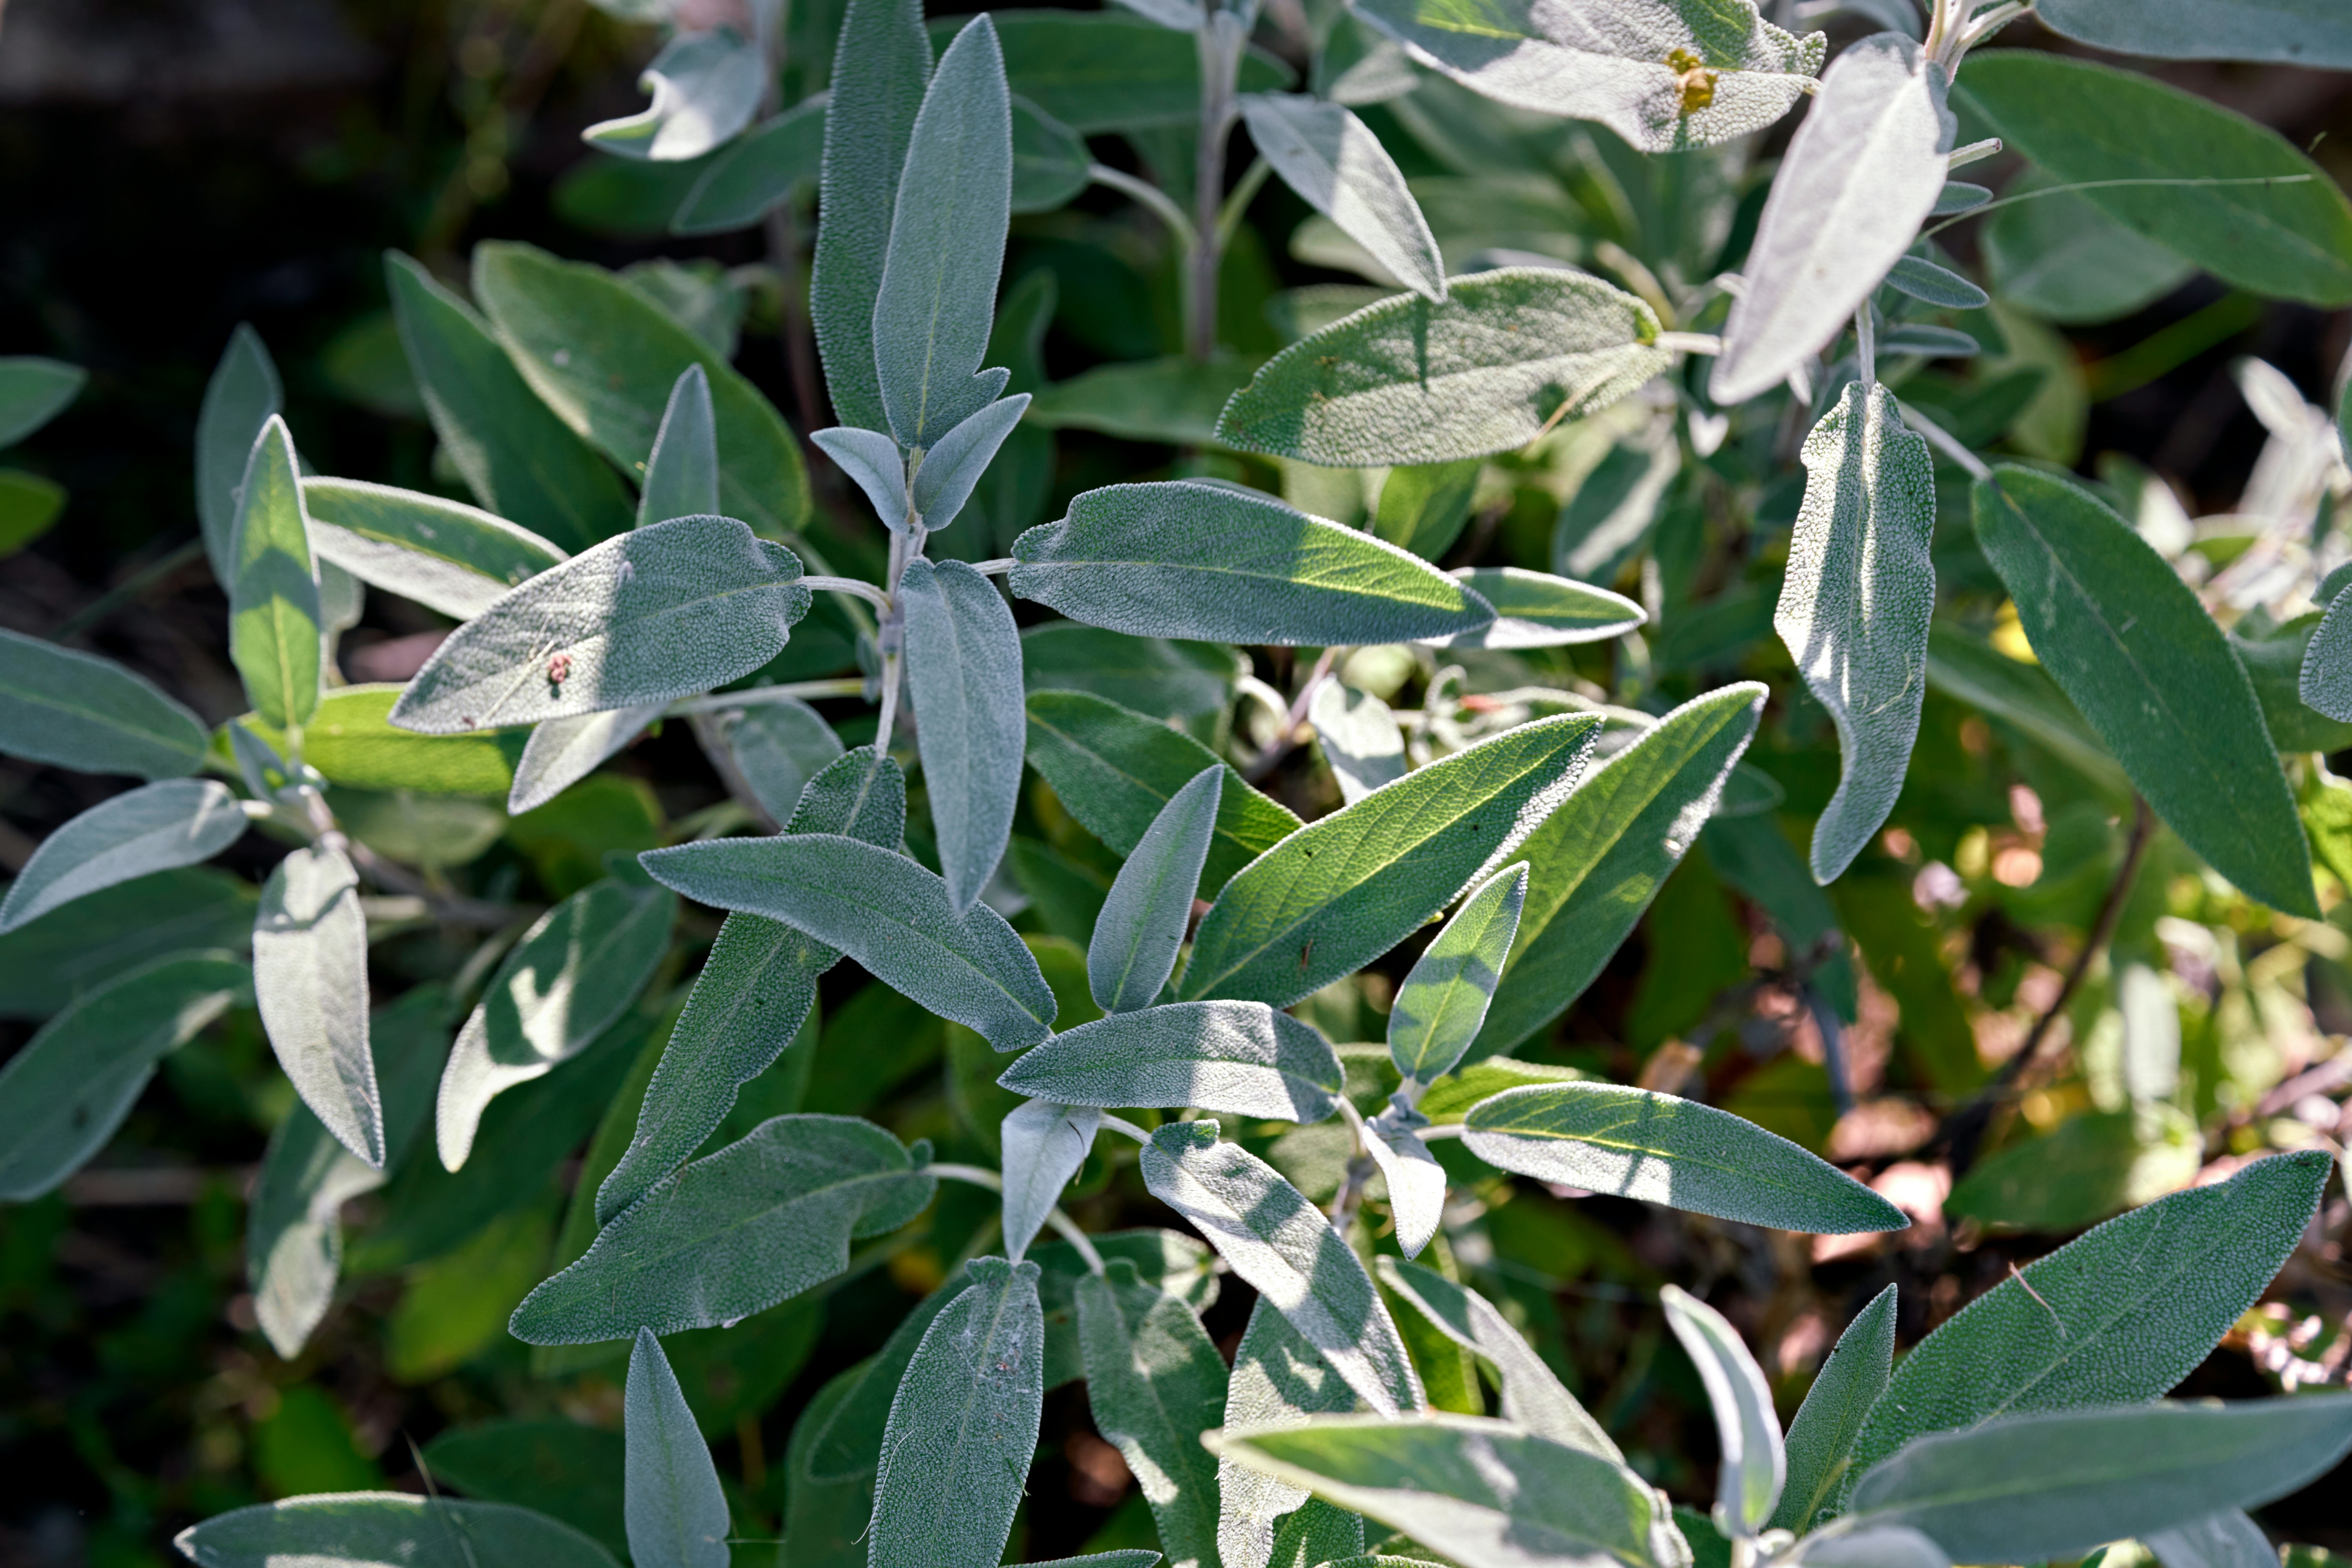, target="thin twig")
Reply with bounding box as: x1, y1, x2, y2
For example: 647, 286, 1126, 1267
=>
969, 557, 1016, 577
1897, 399, 1993, 480
666, 677, 870, 717
802, 573, 894, 613
1088, 163, 1197, 250
53, 537, 208, 639
927, 1161, 1103, 1274
1098, 1112, 1152, 1145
